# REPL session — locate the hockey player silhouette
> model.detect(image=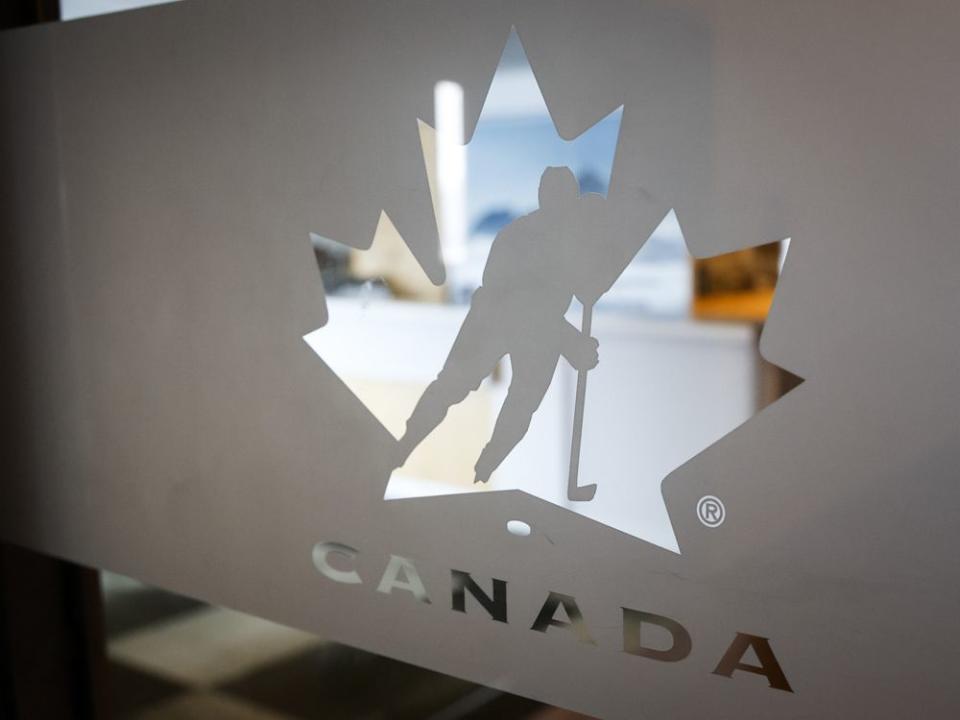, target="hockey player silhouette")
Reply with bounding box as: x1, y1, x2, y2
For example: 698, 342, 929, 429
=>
395, 166, 662, 488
